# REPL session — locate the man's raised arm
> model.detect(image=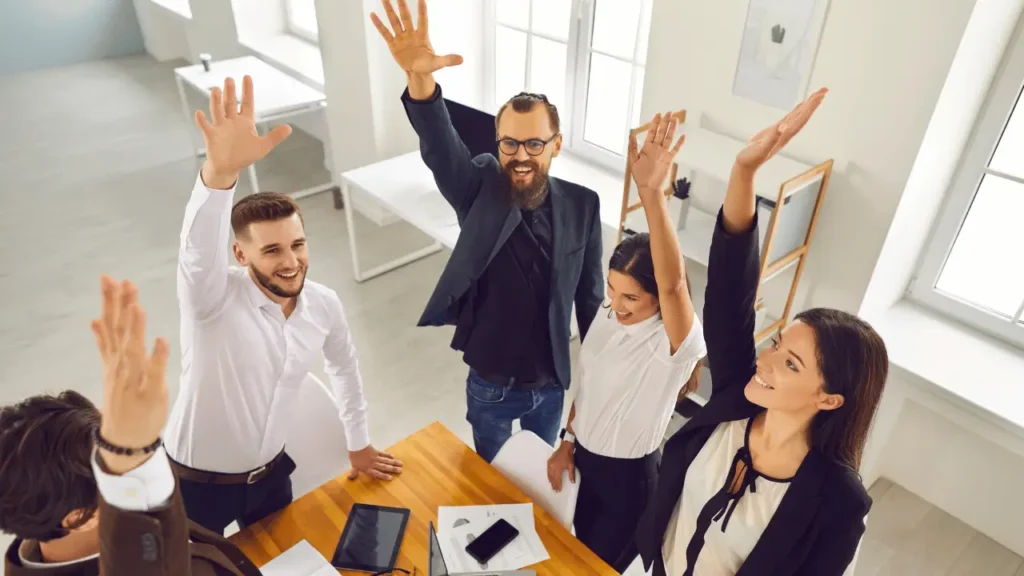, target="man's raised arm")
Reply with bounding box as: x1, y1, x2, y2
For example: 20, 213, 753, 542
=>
178, 75, 291, 318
